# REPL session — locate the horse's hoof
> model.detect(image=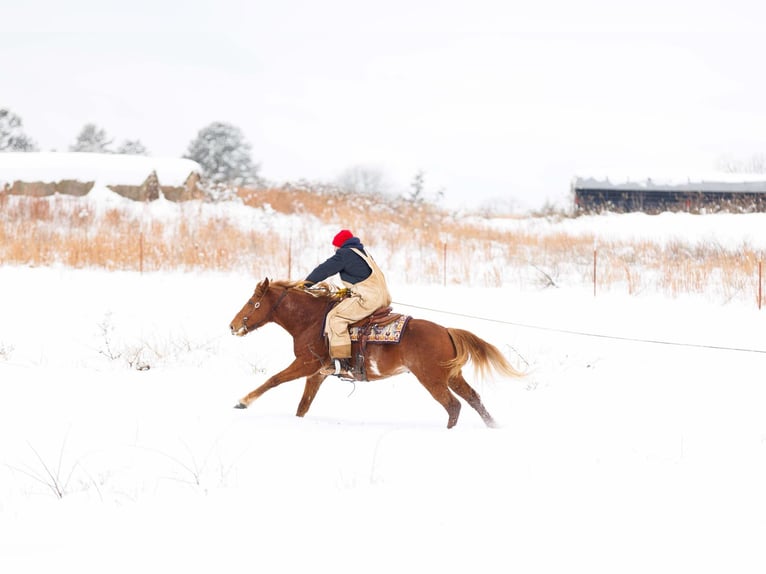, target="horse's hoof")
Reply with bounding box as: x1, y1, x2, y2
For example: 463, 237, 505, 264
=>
234, 402, 247, 409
